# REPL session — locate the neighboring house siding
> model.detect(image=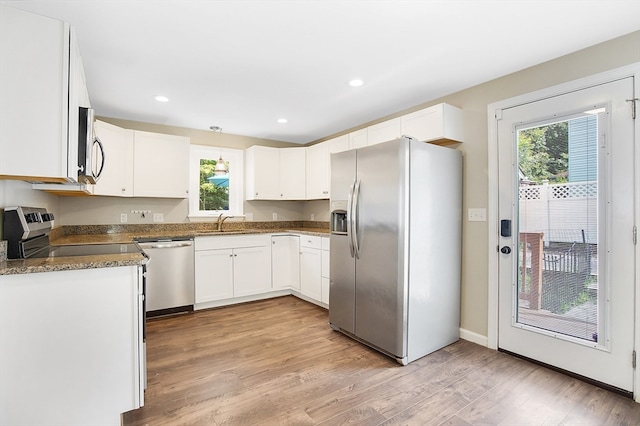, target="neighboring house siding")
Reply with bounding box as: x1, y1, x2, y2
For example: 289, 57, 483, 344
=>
568, 115, 597, 182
